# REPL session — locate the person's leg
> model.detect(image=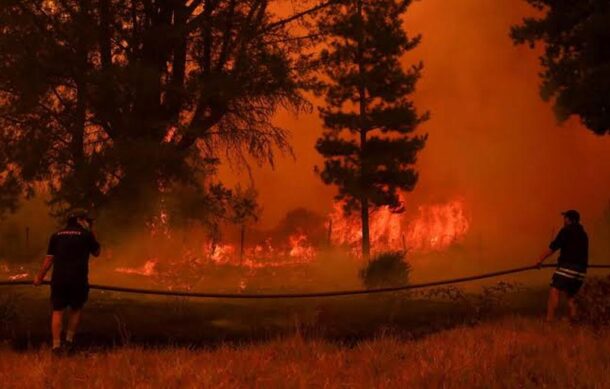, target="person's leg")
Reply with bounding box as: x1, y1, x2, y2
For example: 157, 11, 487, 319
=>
51, 310, 64, 349
567, 295, 578, 321
546, 287, 561, 322
66, 308, 82, 344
